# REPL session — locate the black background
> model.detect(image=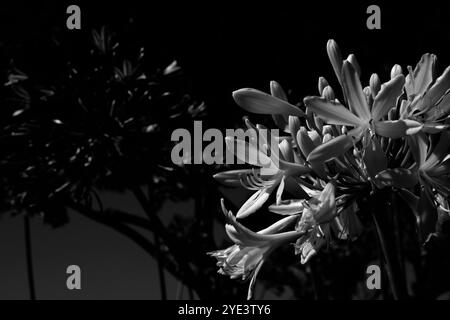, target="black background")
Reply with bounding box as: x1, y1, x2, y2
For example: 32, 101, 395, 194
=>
1, 0, 450, 299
